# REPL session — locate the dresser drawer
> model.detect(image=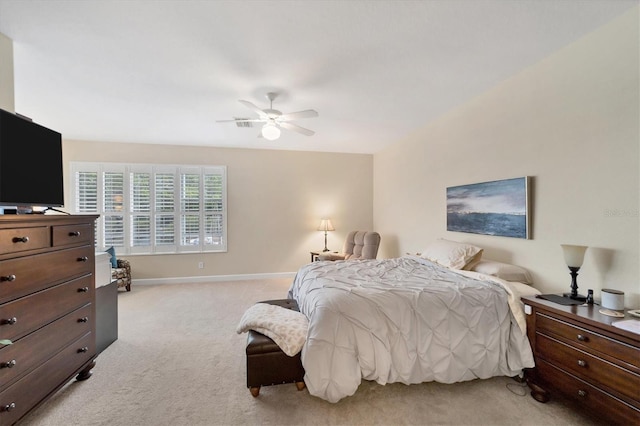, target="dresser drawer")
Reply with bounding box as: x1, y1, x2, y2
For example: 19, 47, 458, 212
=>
0, 275, 93, 342
536, 358, 640, 425
537, 333, 640, 403
0, 226, 49, 255
0, 332, 94, 425
0, 245, 94, 304
537, 312, 639, 369
52, 223, 94, 247
0, 304, 92, 390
